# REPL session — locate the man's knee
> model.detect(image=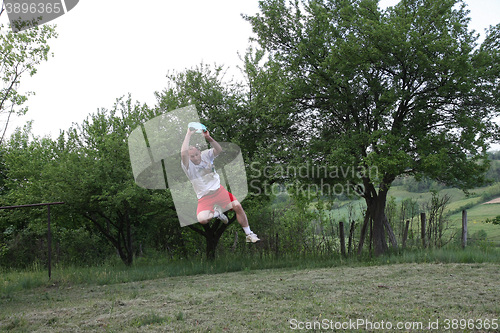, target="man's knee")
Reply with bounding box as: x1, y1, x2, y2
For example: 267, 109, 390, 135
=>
231, 201, 243, 213
197, 211, 211, 224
